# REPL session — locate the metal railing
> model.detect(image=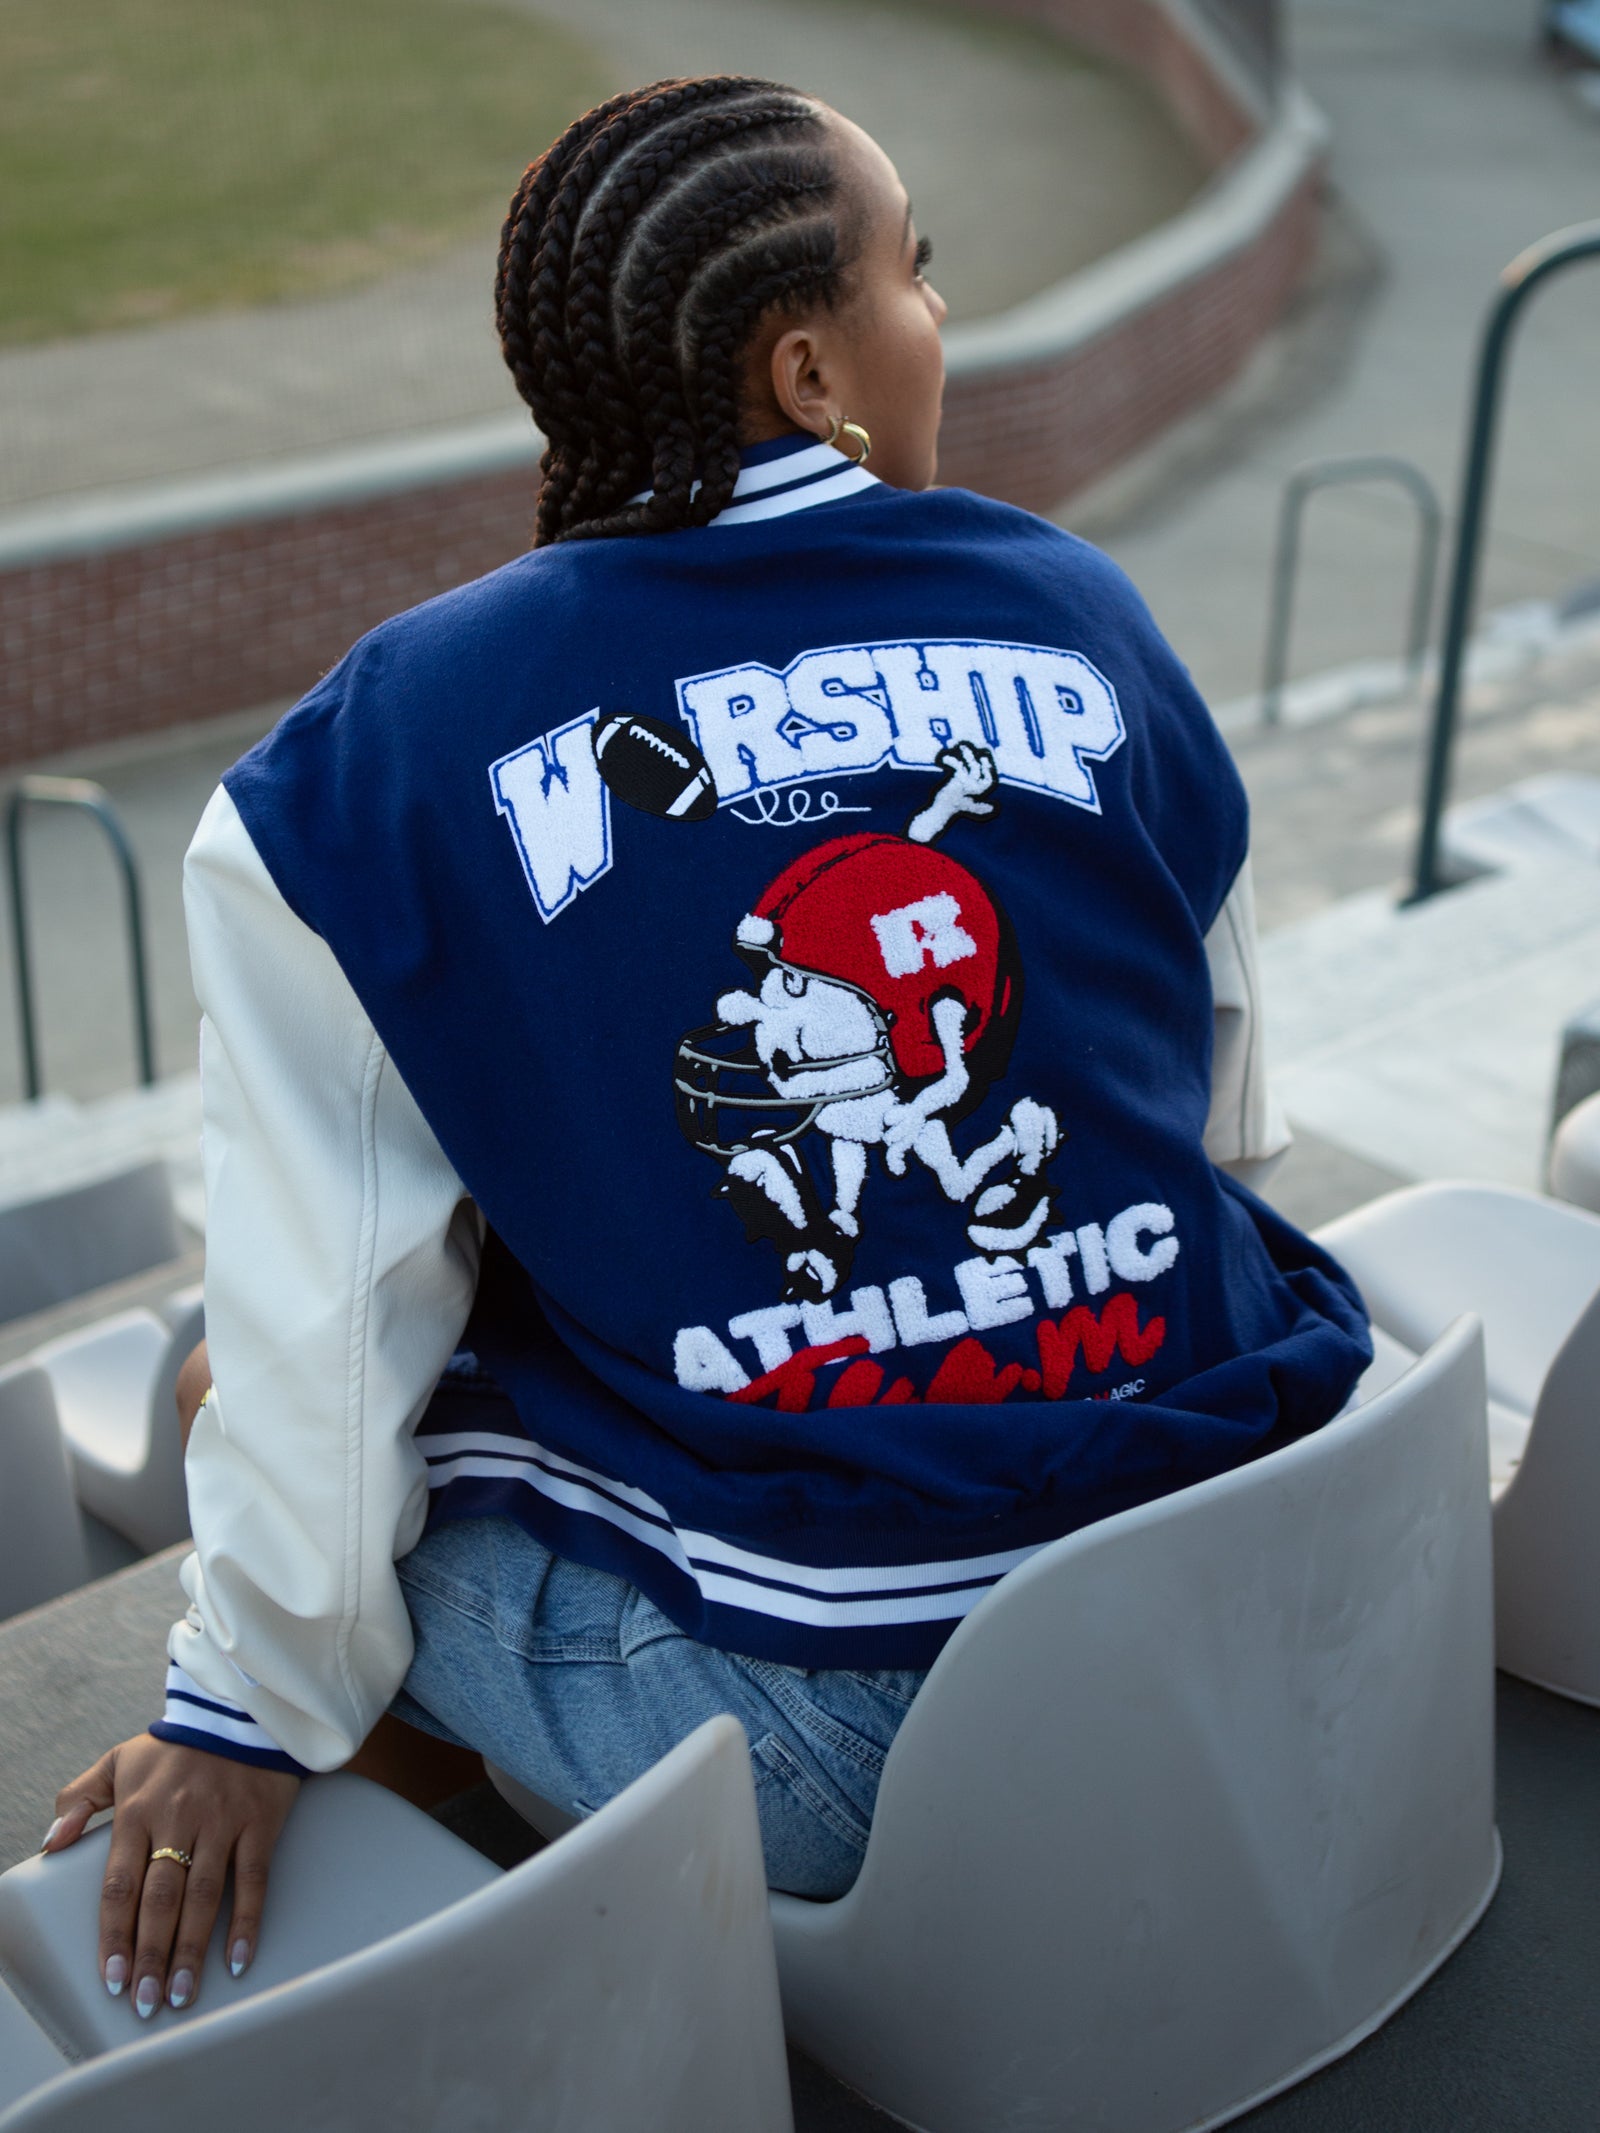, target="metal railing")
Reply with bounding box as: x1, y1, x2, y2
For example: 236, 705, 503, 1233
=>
1409, 220, 1600, 903
6, 776, 157, 1101
1260, 455, 1442, 725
